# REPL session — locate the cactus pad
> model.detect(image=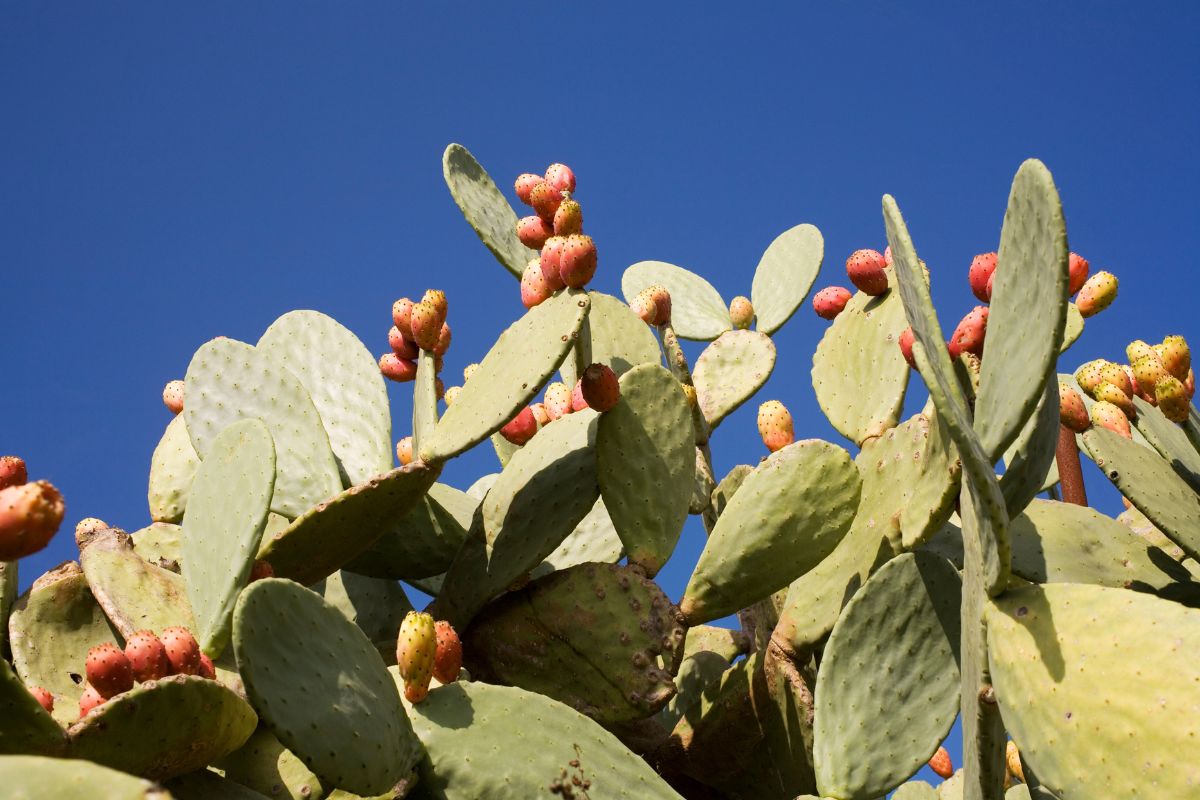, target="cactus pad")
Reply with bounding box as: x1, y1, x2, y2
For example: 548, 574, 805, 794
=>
81, 531, 196, 638
0, 655, 66, 756
317, 570, 413, 664
570, 291, 661, 377
622, 260, 731, 341
345, 481, 472, 580
216, 725, 325, 800
168, 770, 274, 799
749, 223, 824, 335
443, 143, 536, 279
148, 414, 200, 523
413, 349, 438, 454
533, 496, 624, 579
999, 379, 1060, 515
1131, 395, 1200, 492
693, 330, 776, 430
0, 560, 15, 658
0, 756, 170, 799
130, 522, 182, 567
1060, 302, 1083, 353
